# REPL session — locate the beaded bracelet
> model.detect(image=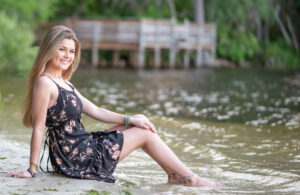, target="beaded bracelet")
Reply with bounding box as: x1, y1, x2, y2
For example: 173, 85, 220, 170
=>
30, 162, 38, 171
124, 115, 131, 128
183, 172, 195, 180
27, 167, 37, 177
